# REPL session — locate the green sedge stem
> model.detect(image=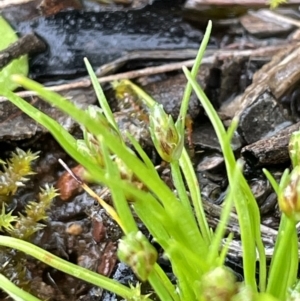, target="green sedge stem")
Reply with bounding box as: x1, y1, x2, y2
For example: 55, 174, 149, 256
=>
100, 136, 138, 234
0, 236, 138, 300
122, 79, 156, 108
263, 169, 280, 195
267, 216, 297, 299
154, 263, 180, 301
177, 21, 213, 246
218, 233, 234, 267
84, 58, 120, 134
126, 80, 212, 245
287, 233, 298, 291
248, 187, 266, 293
179, 20, 212, 125
208, 161, 240, 266
148, 264, 177, 301
123, 22, 212, 246
0, 273, 42, 301
183, 67, 258, 291
207, 119, 238, 266
166, 245, 195, 300
179, 149, 211, 244
170, 160, 193, 215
